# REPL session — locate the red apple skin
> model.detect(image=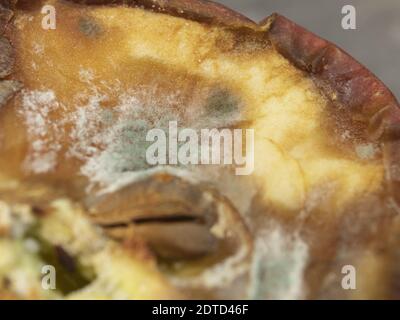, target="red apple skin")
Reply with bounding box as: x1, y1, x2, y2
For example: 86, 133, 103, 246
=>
265, 14, 400, 138
263, 14, 400, 210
